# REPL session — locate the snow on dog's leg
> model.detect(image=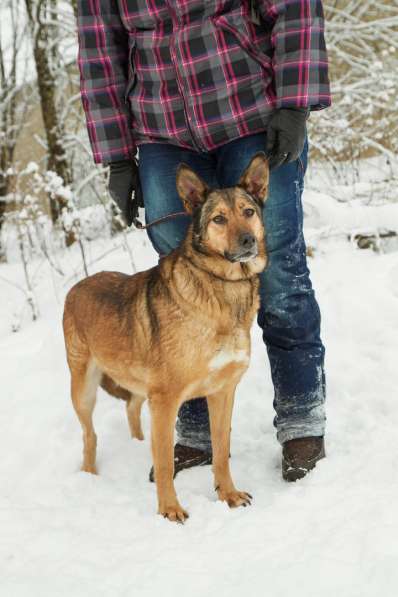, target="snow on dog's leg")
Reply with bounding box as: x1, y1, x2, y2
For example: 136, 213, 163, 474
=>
70, 358, 101, 475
